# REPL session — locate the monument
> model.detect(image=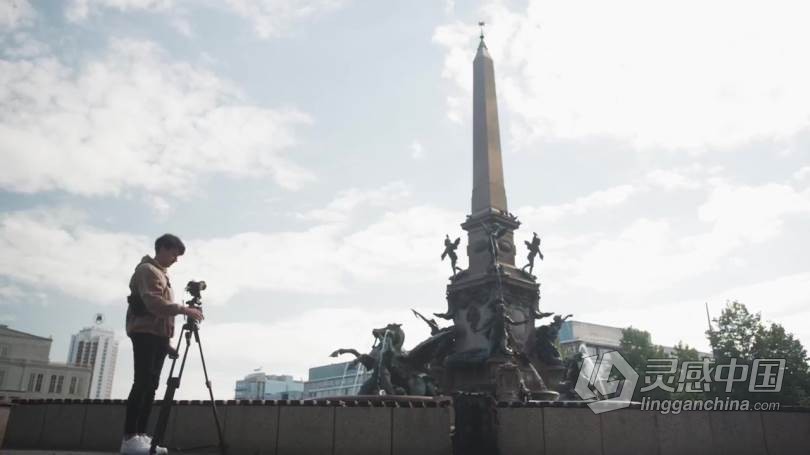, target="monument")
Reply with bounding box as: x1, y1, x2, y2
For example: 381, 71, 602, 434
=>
427, 28, 562, 402
332, 28, 568, 403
